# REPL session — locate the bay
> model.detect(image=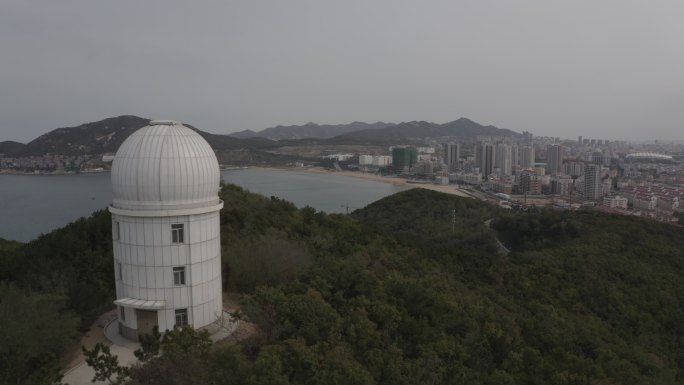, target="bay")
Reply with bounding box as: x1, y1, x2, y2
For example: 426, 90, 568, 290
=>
0, 173, 113, 243
0, 168, 407, 242
221, 168, 408, 214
